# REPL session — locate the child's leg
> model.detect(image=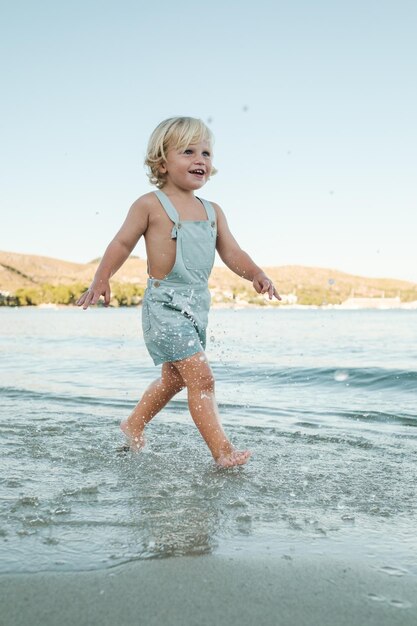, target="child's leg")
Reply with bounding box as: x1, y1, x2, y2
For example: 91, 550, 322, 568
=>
172, 352, 251, 467
120, 362, 185, 450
